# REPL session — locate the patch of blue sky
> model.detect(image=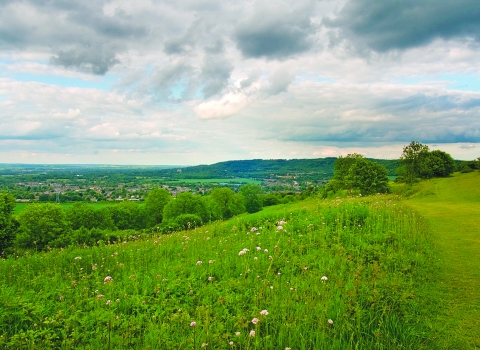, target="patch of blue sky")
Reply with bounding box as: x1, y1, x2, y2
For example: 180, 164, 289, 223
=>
11, 73, 116, 90
397, 74, 480, 92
